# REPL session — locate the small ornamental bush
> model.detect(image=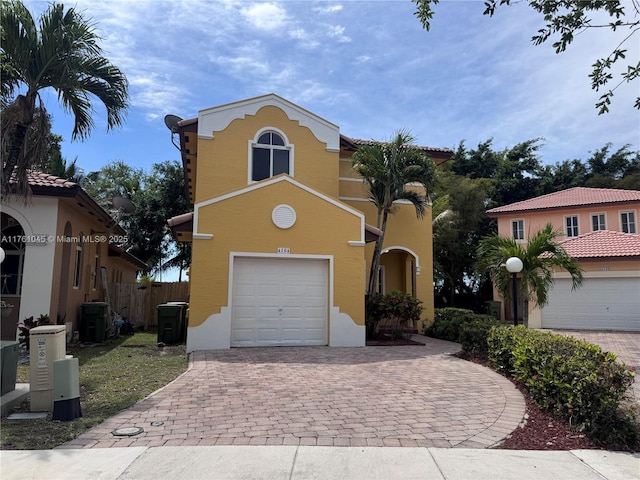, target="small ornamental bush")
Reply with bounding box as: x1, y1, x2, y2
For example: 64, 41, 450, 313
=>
427, 308, 494, 343
487, 325, 636, 443
365, 291, 423, 339
457, 316, 501, 357
365, 293, 386, 339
